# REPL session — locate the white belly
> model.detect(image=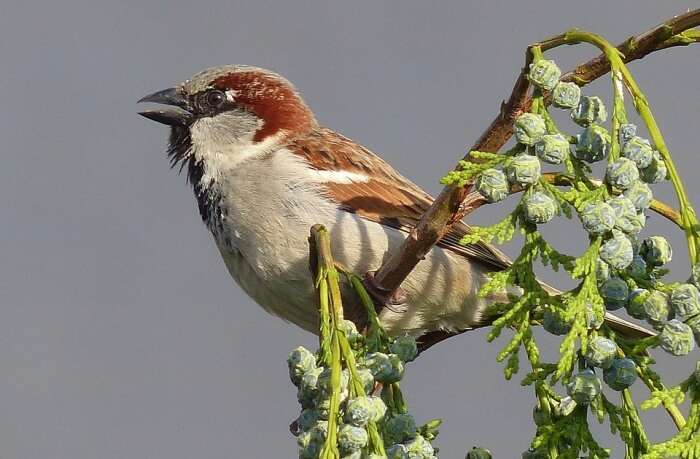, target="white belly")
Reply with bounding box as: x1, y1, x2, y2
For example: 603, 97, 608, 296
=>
215, 207, 495, 336
200, 149, 496, 336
